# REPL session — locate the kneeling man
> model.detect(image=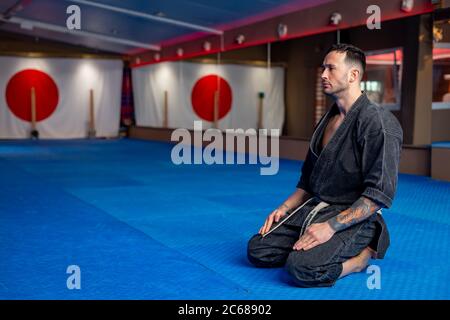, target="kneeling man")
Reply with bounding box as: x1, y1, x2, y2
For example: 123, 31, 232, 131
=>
247, 44, 403, 287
